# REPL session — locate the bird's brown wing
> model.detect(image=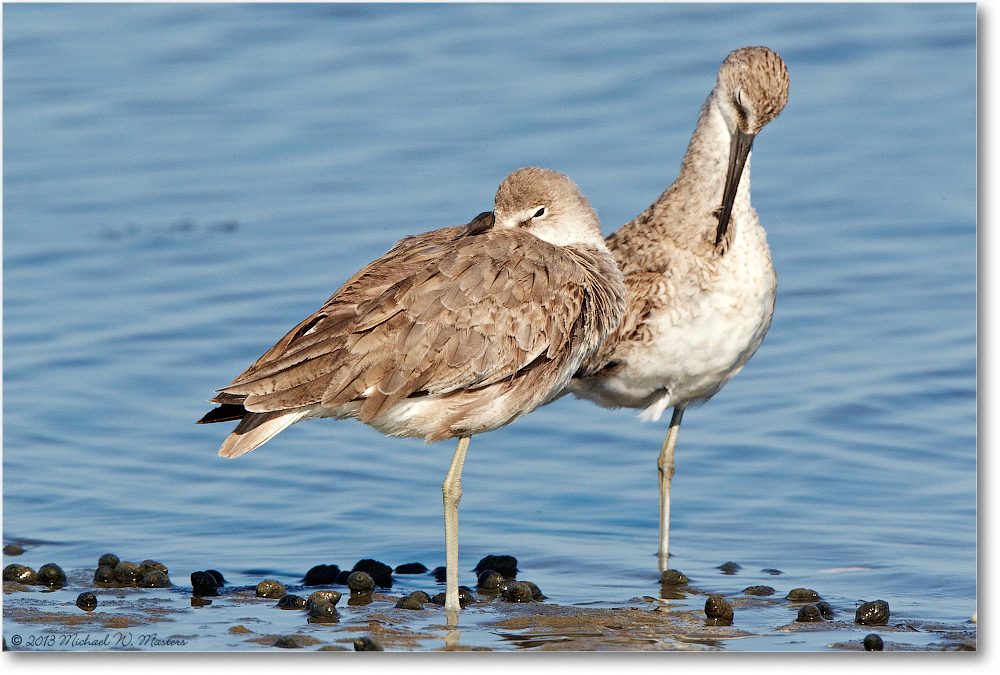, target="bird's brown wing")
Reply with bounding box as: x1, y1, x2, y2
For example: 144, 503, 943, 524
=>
211, 220, 592, 429
214, 211, 495, 392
